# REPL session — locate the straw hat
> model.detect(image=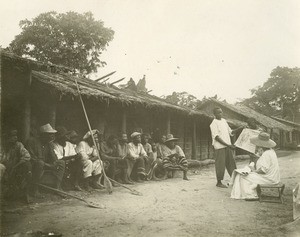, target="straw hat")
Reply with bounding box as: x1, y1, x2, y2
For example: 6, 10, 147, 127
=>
250, 132, 276, 148
131, 132, 141, 139
165, 134, 179, 143
39, 124, 57, 134
83, 129, 99, 140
